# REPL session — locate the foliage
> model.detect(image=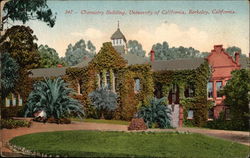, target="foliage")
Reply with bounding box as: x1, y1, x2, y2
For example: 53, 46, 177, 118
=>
154, 62, 211, 127
88, 87, 118, 118
24, 77, 84, 119
128, 118, 147, 130
1, 106, 24, 119
151, 41, 202, 60
0, 119, 31, 129
38, 44, 65, 68
0, 26, 41, 103
66, 66, 98, 118
10, 131, 250, 158
118, 64, 154, 120
3, 0, 56, 27
127, 40, 146, 57
66, 43, 154, 120
225, 46, 247, 58
180, 97, 213, 127
89, 42, 127, 70
221, 69, 250, 130
63, 39, 96, 66
0, 25, 40, 70
138, 97, 172, 128
204, 111, 247, 131
0, 52, 19, 97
